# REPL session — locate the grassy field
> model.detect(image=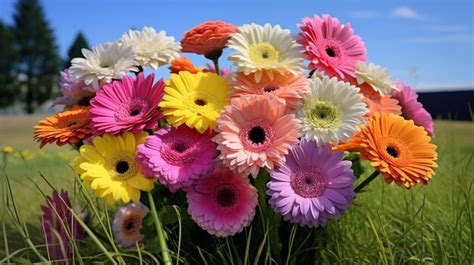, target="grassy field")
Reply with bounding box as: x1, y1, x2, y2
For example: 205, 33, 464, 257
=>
0, 116, 473, 263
